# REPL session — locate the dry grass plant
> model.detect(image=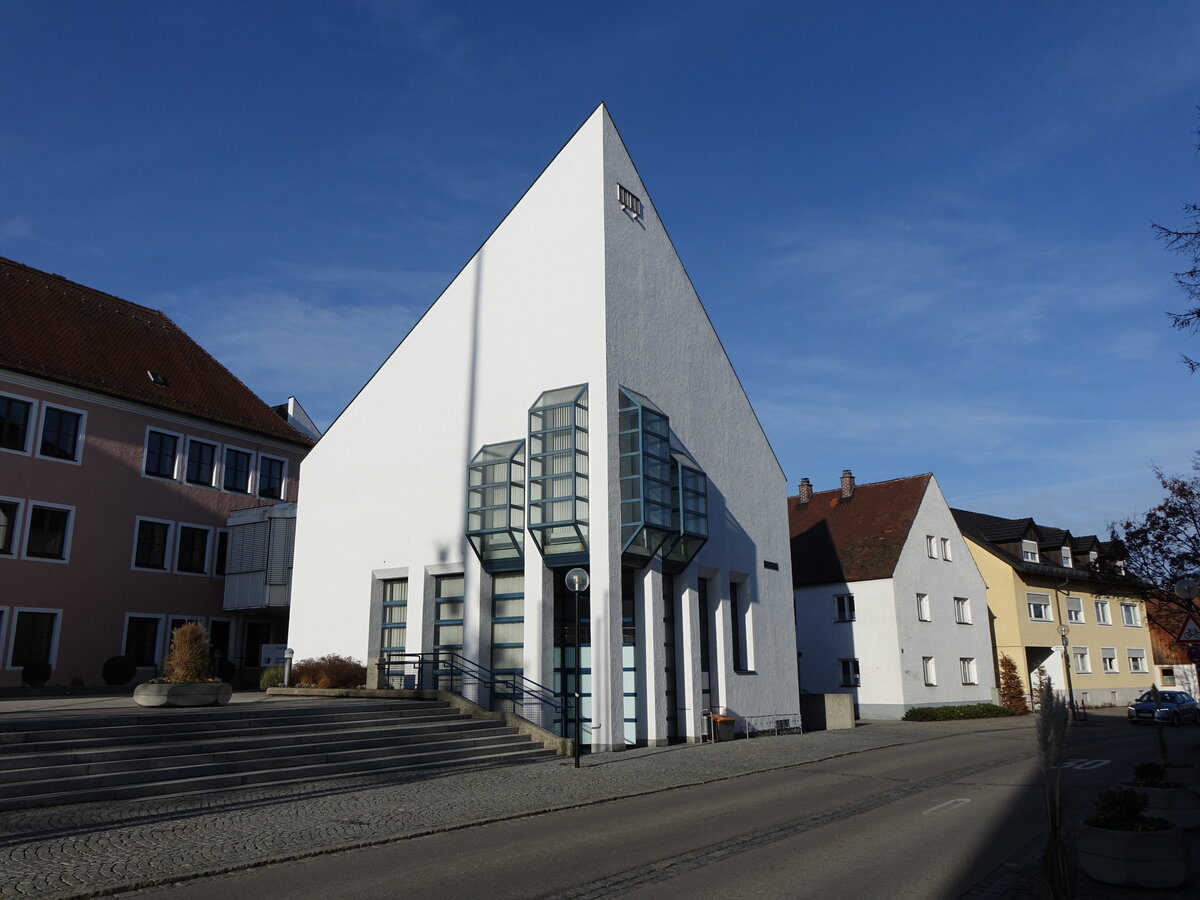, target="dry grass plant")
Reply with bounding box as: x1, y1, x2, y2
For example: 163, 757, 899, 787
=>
290, 654, 367, 689
164, 621, 212, 682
